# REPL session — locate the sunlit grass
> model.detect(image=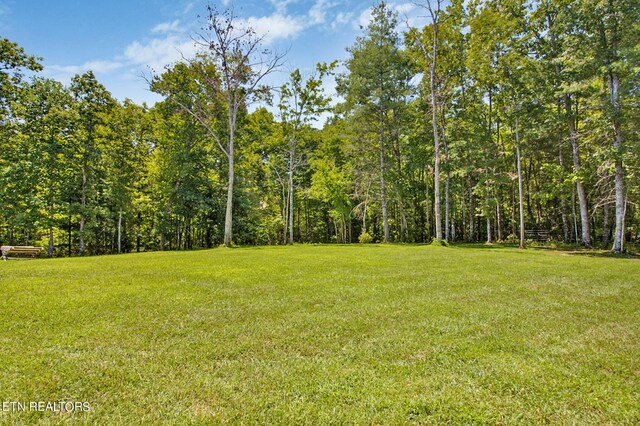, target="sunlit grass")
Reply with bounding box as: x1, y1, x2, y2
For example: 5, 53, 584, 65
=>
1, 244, 638, 424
